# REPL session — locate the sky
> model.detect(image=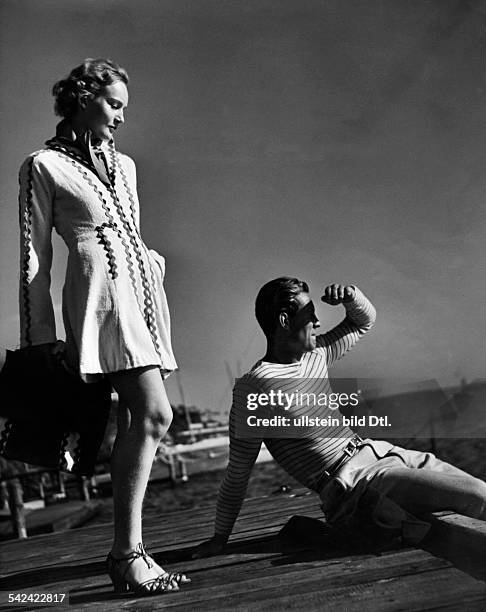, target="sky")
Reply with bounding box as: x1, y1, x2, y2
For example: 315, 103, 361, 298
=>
1, 0, 485, 417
